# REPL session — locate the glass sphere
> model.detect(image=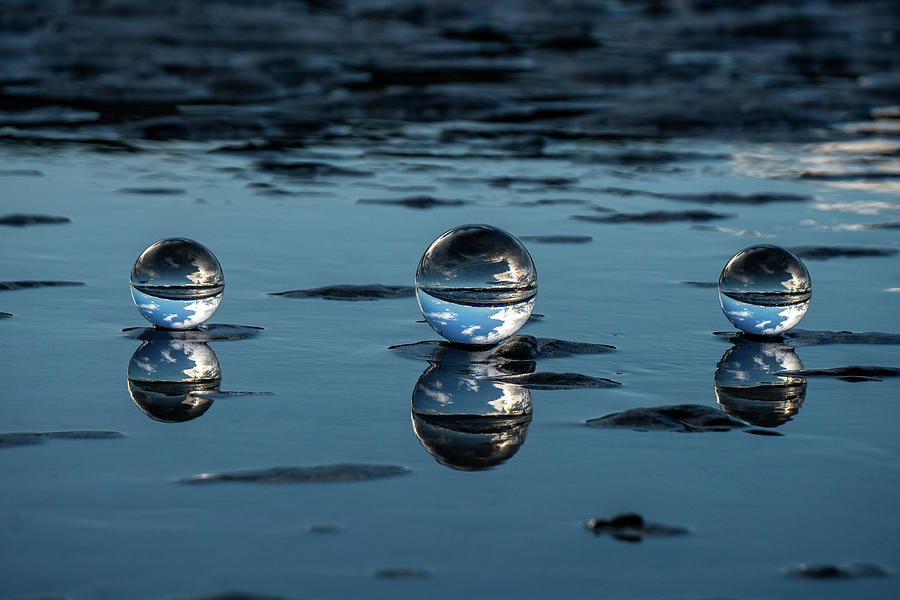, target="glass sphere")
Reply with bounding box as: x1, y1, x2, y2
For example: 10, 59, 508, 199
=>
130, 238, 224, 329
416, 224, 537, 345
718, 245, 810, 336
